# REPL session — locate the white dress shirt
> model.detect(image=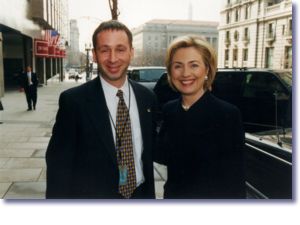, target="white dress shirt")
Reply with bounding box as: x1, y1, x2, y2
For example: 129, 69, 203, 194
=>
100, 76, 144, 186
27, 72, 33, 85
